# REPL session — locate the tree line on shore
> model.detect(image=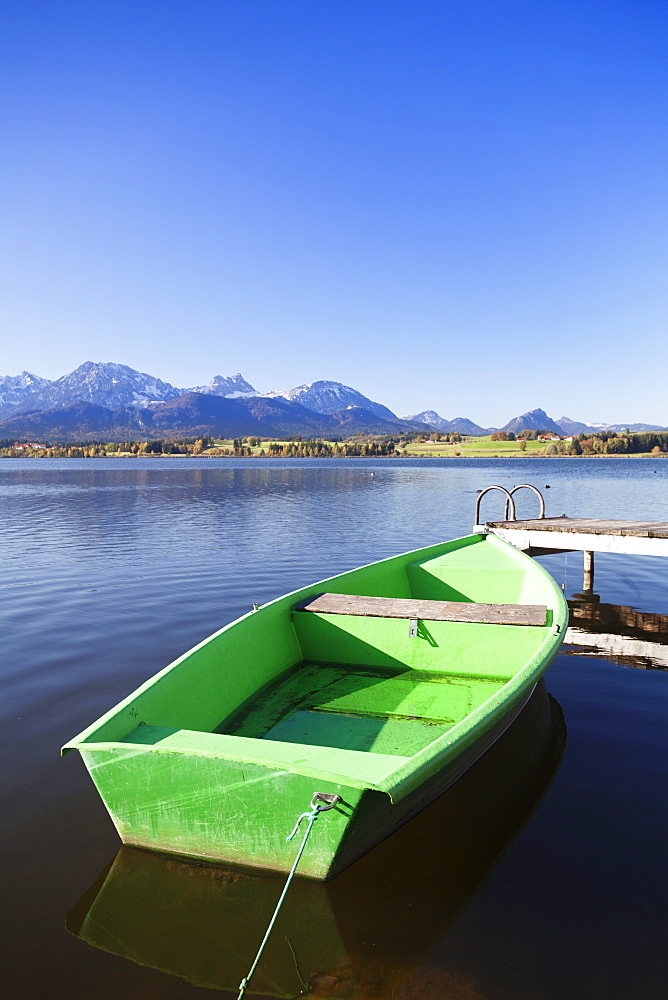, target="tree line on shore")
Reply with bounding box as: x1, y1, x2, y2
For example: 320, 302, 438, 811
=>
0, 436, 400, 458
1, 430, 666, 458
541, 431, 668, 455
